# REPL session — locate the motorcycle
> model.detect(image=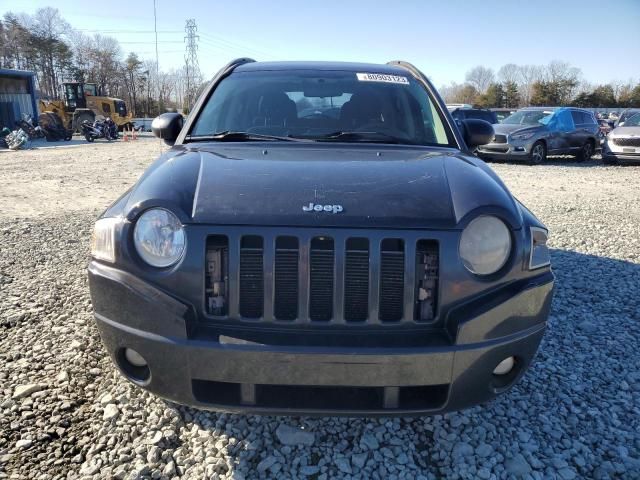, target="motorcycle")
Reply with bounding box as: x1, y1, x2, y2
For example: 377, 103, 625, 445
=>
81, 116, 118, 142
16, 114, 45, 140
4, 127, 29, 150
